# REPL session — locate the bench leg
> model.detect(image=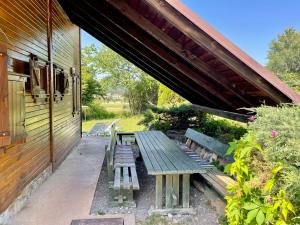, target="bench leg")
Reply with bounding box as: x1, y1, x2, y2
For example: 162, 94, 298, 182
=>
155, 175, 163, 209
182, 174, 190, 208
